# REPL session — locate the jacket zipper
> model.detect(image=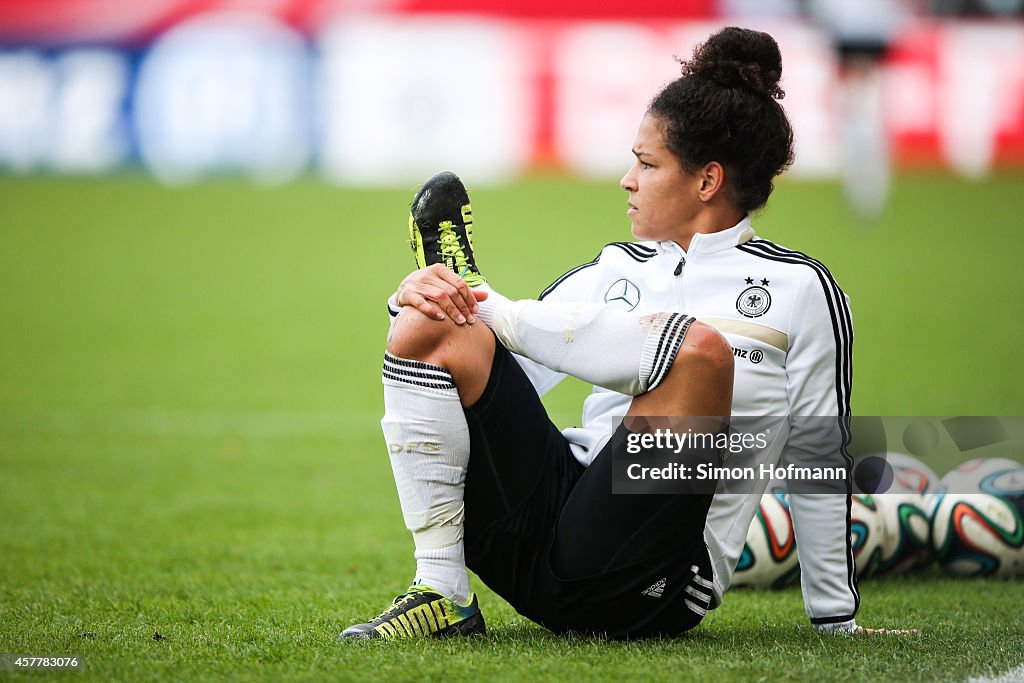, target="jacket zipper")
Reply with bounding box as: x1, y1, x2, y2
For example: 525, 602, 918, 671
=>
673, 254, 687, 313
